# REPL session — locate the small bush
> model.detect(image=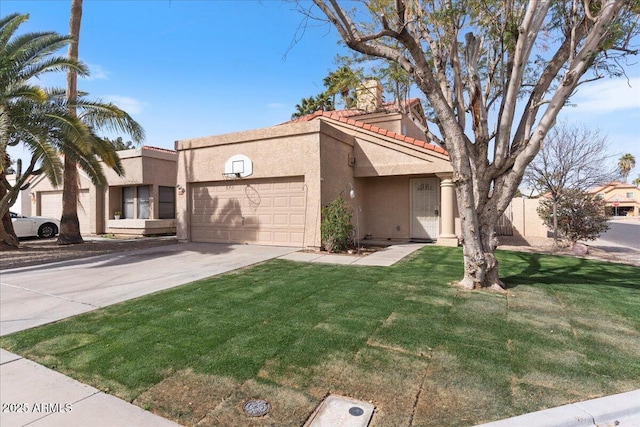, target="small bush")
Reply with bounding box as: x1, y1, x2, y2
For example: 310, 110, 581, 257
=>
321, 197, 354, 252
537, 190, 610, 245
